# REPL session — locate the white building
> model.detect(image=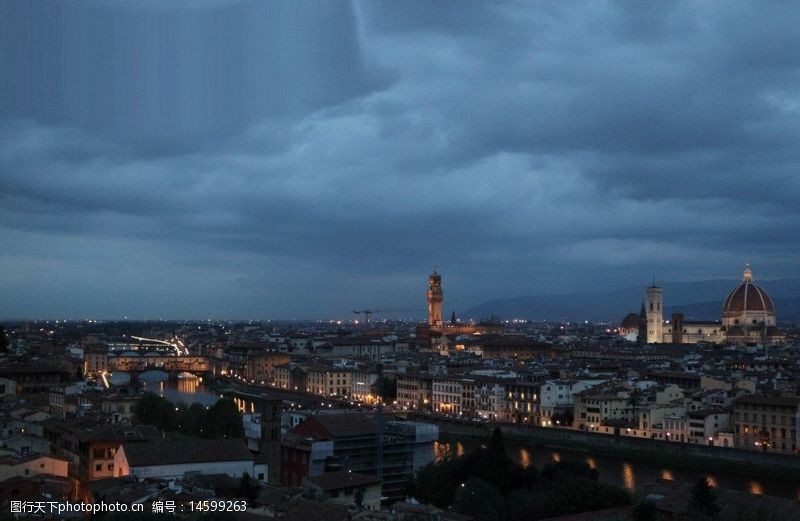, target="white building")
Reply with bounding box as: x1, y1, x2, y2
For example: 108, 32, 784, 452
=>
474, 381, 506, 420
303, 471, 382, 511
114, 439, 265, 481
432, 378, 463, 415
0, 454, 69, 480
540, 379, 605, 426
